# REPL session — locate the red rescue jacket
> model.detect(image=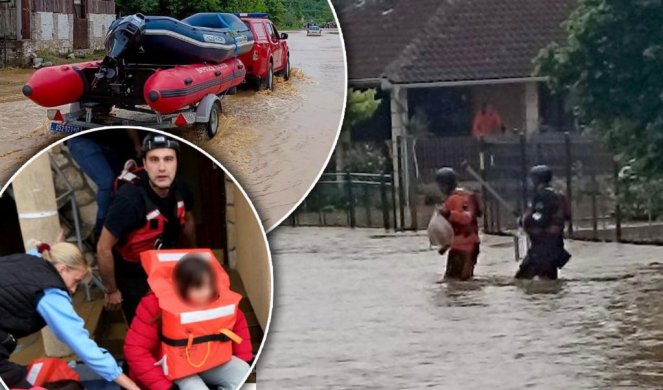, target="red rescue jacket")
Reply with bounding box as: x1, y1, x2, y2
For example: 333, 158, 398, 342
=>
114, 167, 186, 262
123, 293, 253, 390
442, 189, 482, 252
